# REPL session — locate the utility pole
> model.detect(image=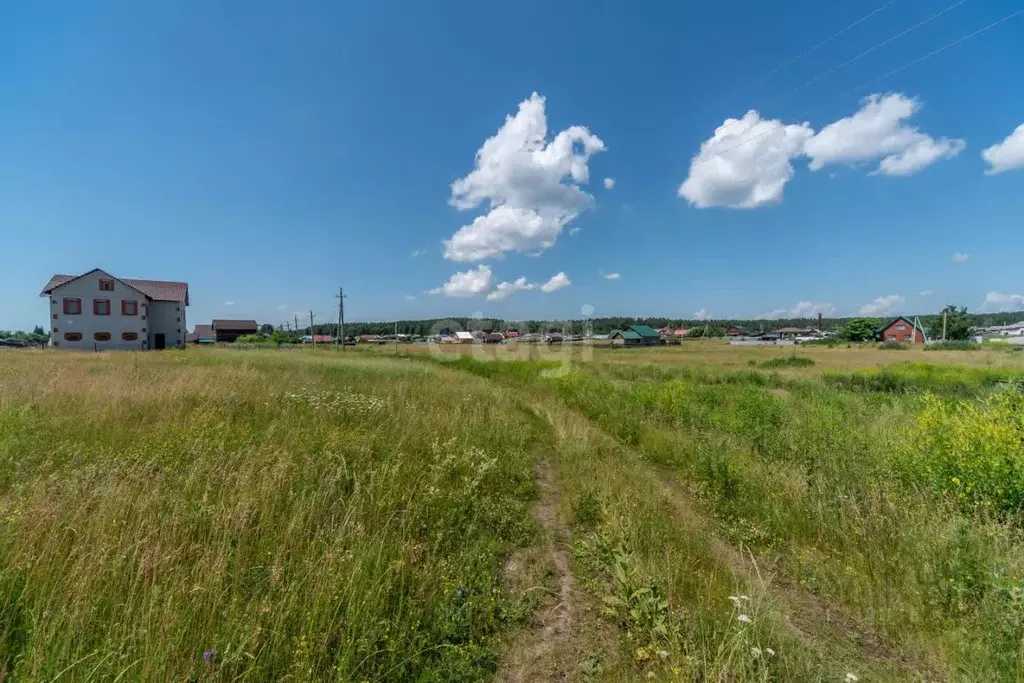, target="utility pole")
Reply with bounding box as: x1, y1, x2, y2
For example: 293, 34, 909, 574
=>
336, 287, 346, 351
294, 314, 299, 334
394, 320, 399, 352
309, 310, 315, 345
942, 310, 947, 342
